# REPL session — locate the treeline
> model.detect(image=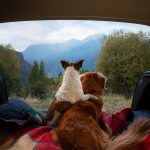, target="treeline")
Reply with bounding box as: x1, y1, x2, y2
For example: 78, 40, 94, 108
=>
26, 61, 62, 99
96, 30, 150, 98
0, 44, 89, 99
0, 45, 62, 99
0, 45, 21, 95
1, 30, 150, 99
26, 63, 89, 99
